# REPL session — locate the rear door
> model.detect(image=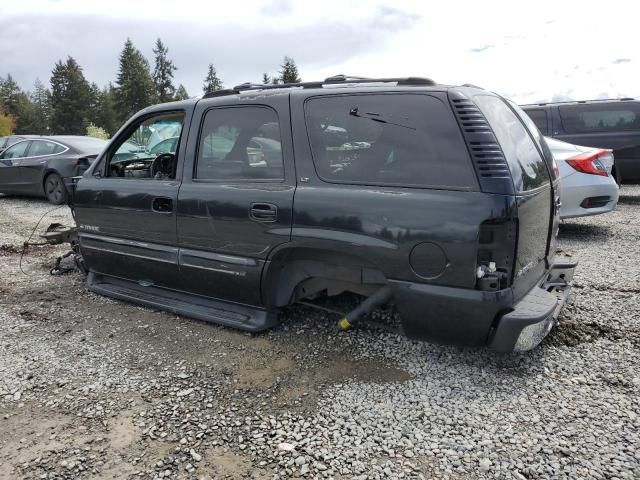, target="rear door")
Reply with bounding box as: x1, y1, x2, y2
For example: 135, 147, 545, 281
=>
475, 95, 554, 300
19, 139, 67, 188
176, 95, 295, 306
0, 140, 31, 192
74, 109, 190, 289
